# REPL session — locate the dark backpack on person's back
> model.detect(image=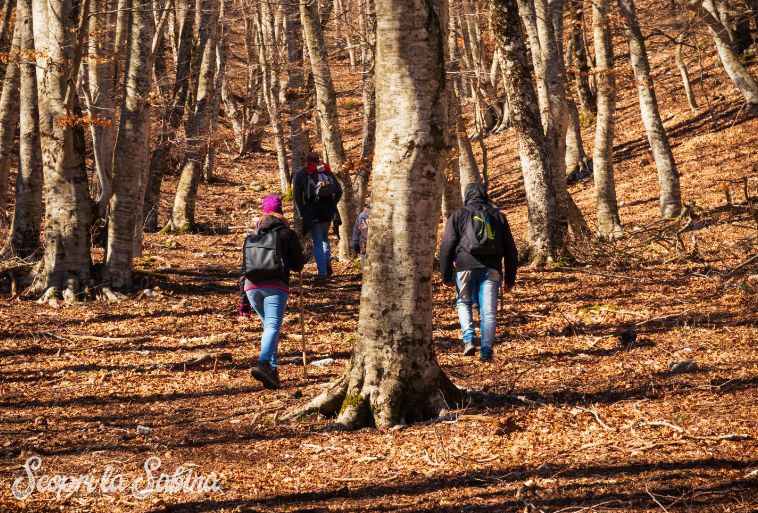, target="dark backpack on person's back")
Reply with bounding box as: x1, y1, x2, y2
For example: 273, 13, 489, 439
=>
243, 226, 286, 281
311, 166, 337, 199
461, 205, 499, 257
